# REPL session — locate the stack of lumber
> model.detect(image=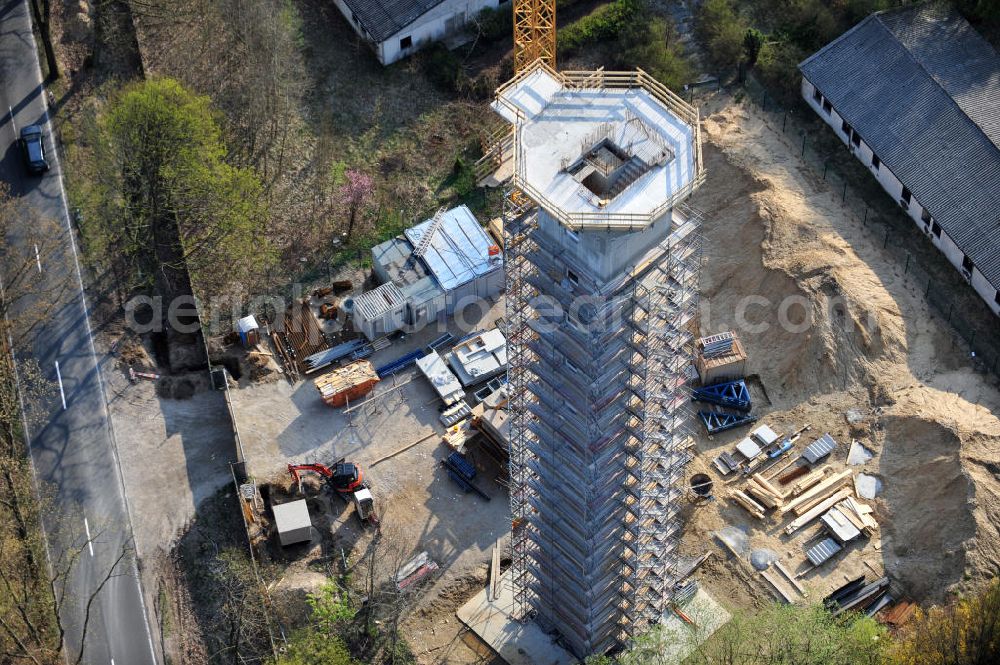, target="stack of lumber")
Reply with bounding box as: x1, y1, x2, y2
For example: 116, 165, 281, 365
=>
881, 600, 916, 627
785, 488, 854, 535
743, 473, 786, 508
313, 360, 379, 407
779, 469, 853, 516
730, 490, 766, 520
442, 419, 473, 450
